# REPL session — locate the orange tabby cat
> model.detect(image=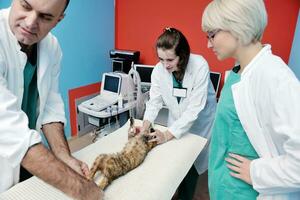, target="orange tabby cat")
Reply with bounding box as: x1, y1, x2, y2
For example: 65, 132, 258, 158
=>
87, 119, 157, 189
